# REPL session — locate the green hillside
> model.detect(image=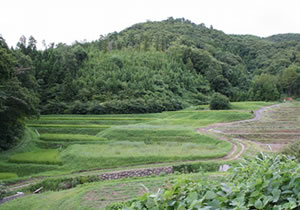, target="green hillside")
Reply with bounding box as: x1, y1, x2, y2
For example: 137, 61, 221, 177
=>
1, 17, 300, 150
